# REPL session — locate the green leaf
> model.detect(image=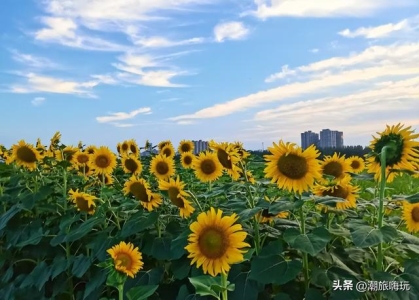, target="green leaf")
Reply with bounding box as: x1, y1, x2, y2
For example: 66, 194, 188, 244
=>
259, 239, 283, 257
120, 211, 159, 238
64, 217, 102, 243
404, 192, 419, 204
20, 261, 51, 291
312, 196, 346, 206
170, 229, 189, 260
249, 255, 301, 285
349, 225, 399, 248
189, 275, 221, 299
0, 204, 21, 232
72, 255, 92, 278
283, 227, 331, 256
83, 267, 107, 300
50, 256, 68, 280
150, 237, 172, 260
126, 285, 159, 300
229, 272, 259, 300
171, 257, 191, 280
305, 288, 326, 300
238, 207, 263, 221
268, 198, 303, 214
